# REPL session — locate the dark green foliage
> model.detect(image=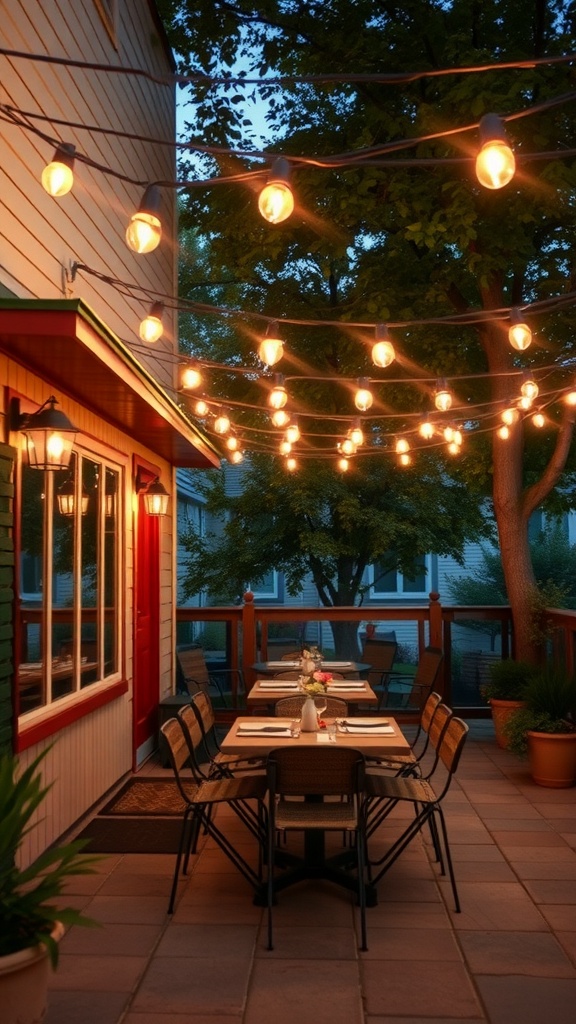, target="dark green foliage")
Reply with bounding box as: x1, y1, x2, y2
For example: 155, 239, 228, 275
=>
0, 749, 101, 967
482, 659, 539, 702
504, 666, 576, 755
